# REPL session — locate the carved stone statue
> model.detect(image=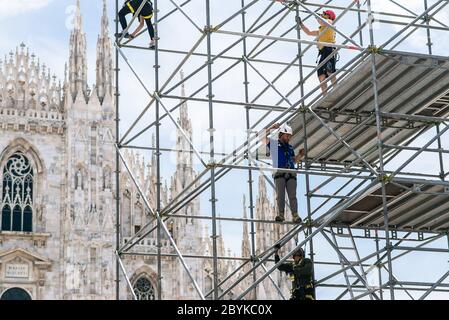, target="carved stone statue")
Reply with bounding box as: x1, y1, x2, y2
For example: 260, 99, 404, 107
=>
75, 169, 83, 190
103, 169, 111, 190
